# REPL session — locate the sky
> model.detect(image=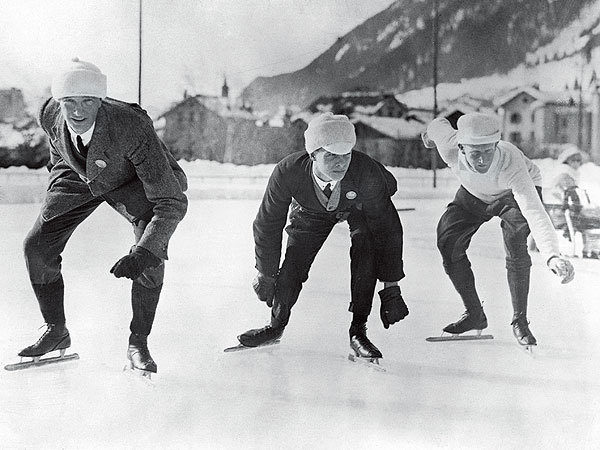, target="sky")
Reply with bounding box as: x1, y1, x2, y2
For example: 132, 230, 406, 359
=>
0, 0, 394, 115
